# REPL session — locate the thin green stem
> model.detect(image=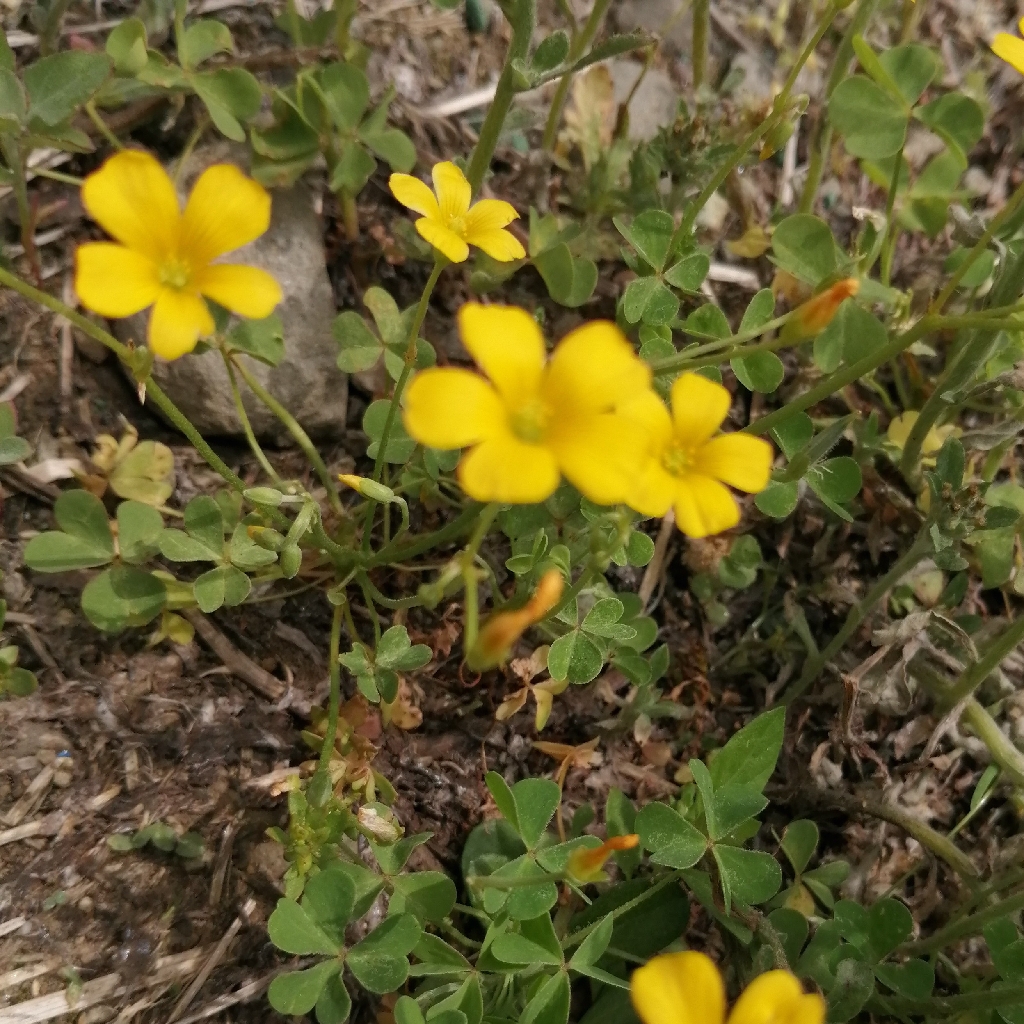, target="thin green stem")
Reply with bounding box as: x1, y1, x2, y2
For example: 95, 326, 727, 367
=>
85, 101, 124, 151
931, 176, 1024, 314
39, 0, 74, 55
465, 0, 535, 195
1, 138, 37, 280
879, 984, 1024, 1017
653, 311, 797, 374
363, 259, 445, 545
692, 0, 709, 89
460, 503, 500, 653
799, 0, 877, 213
943, 616, 1024, 706
319, 604, 345, 766
782, 527, 932, 702
561, 871, 683, 950
542, 0, 612, 152
30, 167, 84, 186
230, 354, 344, 516
902, 888, 1024, 957
879, 146, 904, 286
174, 116, 209, 187
369, 503, 483, 566
222, 352, 283, 485
357, 572, 423, 610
